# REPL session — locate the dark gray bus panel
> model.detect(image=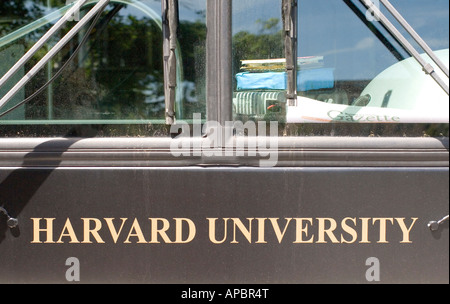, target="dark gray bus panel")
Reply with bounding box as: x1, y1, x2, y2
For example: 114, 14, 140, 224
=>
0, 137, 449, 283
0, 0, 449, 284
